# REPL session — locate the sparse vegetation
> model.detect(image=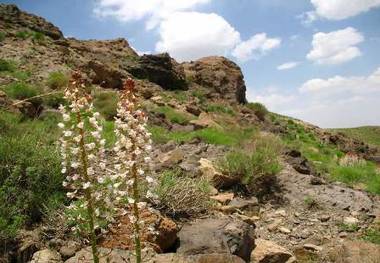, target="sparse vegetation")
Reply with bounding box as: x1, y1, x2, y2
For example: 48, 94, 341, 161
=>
303, 196, 319, 210
0, 111, 64, 239
15, 30, 31, 39
362, 225, 380, 244
46, 71, 69, 89
155, 169, 212, 217
339, 223, 360, 232
93, 91, 118, 120
247, 102, 268, 120
0, 59, 16, 72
